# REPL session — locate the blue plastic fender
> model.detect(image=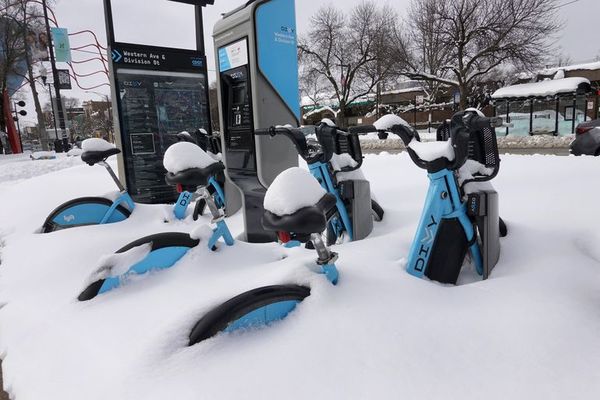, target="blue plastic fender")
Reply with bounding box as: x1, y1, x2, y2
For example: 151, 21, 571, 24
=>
98, 246, 191, 294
